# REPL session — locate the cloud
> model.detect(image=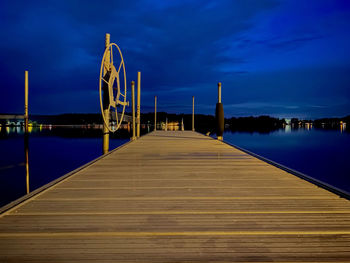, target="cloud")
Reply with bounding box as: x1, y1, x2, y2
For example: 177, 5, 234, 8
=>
0, 0, 349, 118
